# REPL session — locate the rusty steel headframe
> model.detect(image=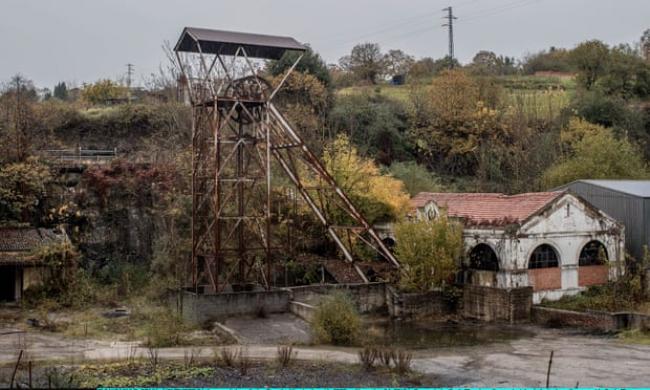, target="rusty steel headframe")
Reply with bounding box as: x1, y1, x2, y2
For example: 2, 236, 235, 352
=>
174, 27, 399, 293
